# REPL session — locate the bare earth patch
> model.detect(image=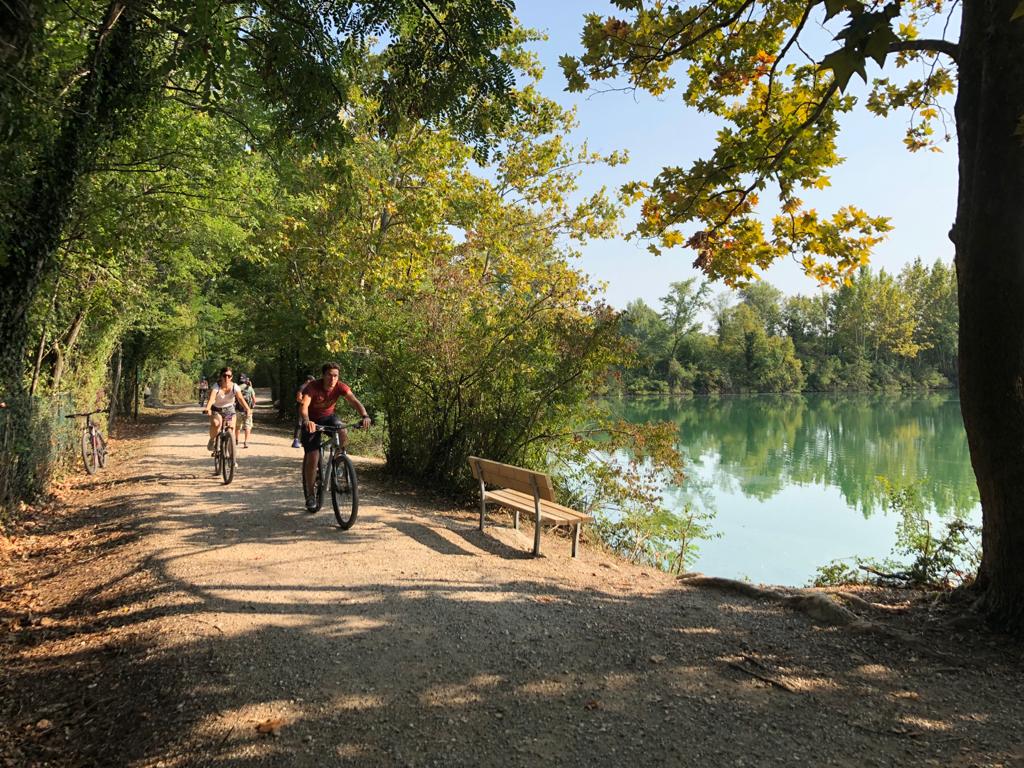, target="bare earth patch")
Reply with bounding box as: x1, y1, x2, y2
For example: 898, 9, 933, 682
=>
2, 403, 1022, 767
